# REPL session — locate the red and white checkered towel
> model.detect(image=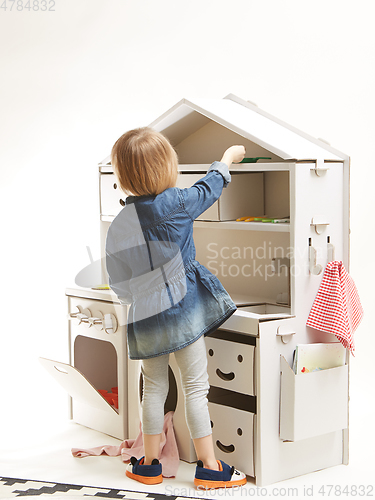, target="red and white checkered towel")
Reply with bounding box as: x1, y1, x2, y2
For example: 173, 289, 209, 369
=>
306, 260, 363, 355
